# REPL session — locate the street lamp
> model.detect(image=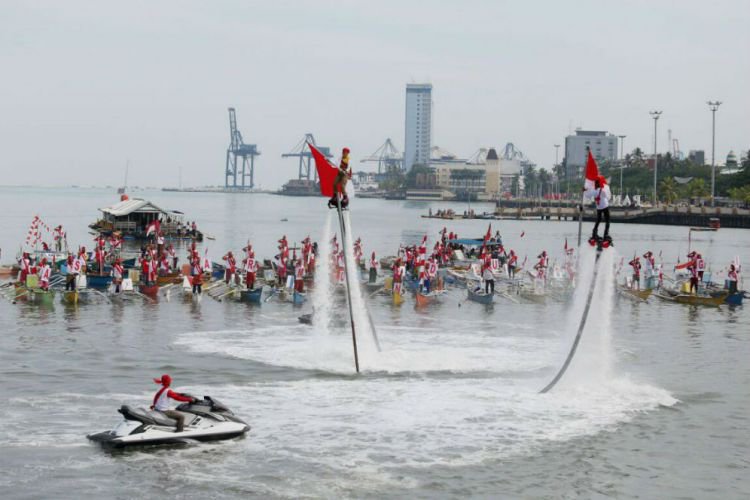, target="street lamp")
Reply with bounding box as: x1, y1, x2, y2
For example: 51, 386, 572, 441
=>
554, 144, 560, 197
618, 135, 626, 195
707, 100, 722, 206
649, 111, 662, 205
